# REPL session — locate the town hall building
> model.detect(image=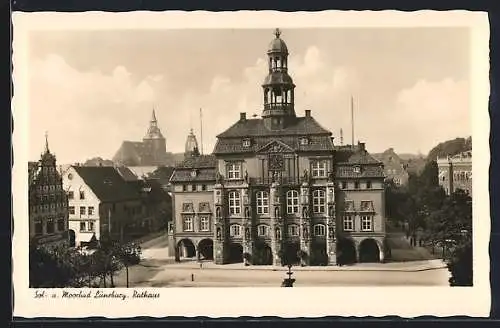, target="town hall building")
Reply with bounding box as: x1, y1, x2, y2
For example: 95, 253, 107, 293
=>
168, 29, 387, 266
